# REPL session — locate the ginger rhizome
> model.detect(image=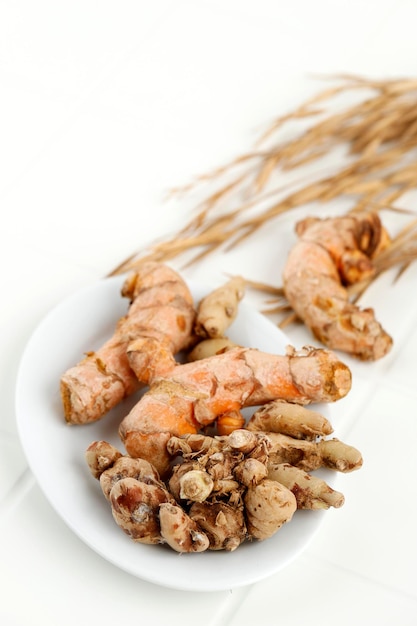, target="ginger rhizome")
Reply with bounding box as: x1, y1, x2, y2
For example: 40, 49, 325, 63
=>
194, 275, 246, 339
267, 463, 345, 510
187, 336, 238, 362
187, 276, 244, 362
86, 406, 361, 553
118, 344, 352, 476
282, 211, 393, 360
60, 262, 196, 424
247, 399, 334, 440
246, 402, 363, 473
